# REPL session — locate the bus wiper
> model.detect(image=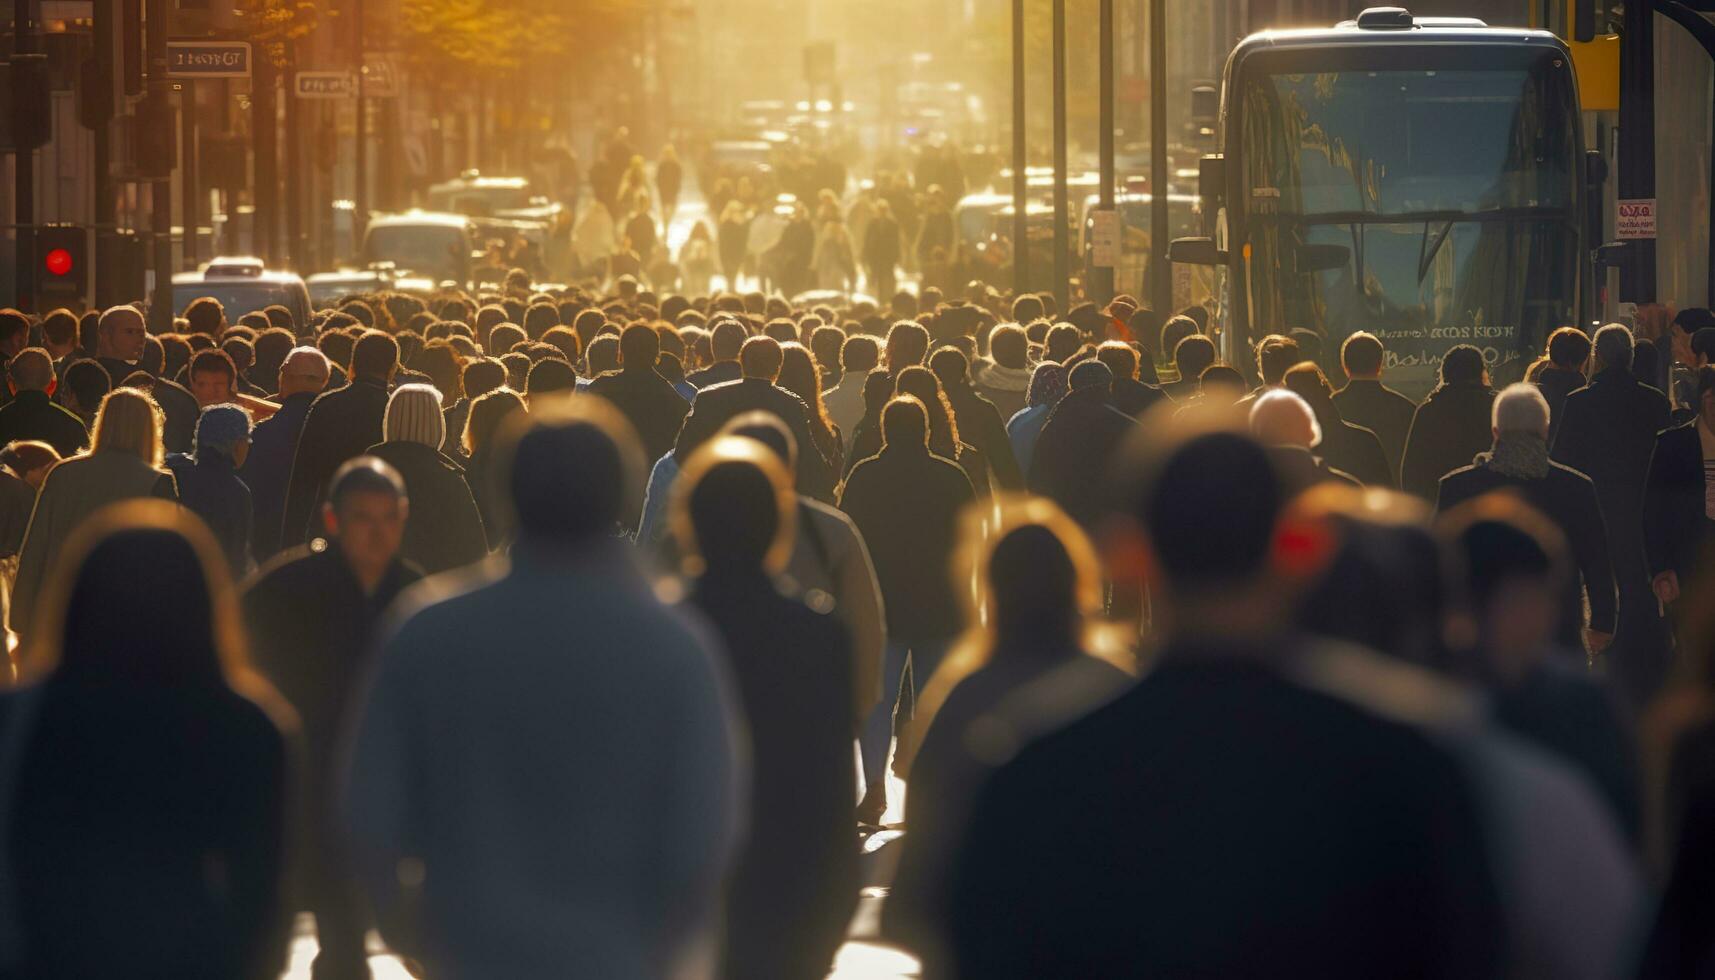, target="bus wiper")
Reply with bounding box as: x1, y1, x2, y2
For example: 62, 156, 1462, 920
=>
1417, 219, 1454, 287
